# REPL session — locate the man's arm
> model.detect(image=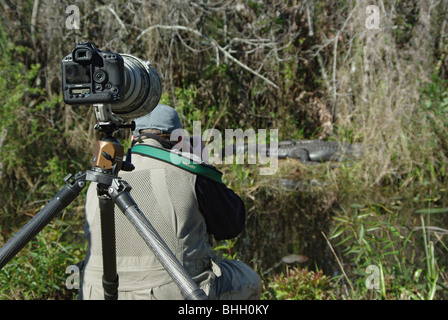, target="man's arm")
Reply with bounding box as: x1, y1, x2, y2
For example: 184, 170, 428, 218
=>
195, 176, 246, 241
